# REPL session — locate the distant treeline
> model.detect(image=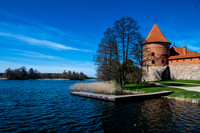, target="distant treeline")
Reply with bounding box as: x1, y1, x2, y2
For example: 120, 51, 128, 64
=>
41, 70, 88, 80
2, 67, 89, 80
0, 73, 4, 78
